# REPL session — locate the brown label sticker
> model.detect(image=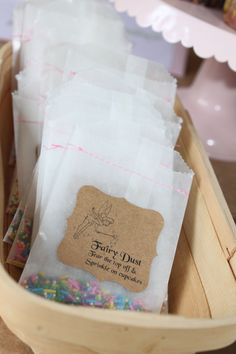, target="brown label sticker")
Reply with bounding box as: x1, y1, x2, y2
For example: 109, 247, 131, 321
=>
57, 186, 164, 292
